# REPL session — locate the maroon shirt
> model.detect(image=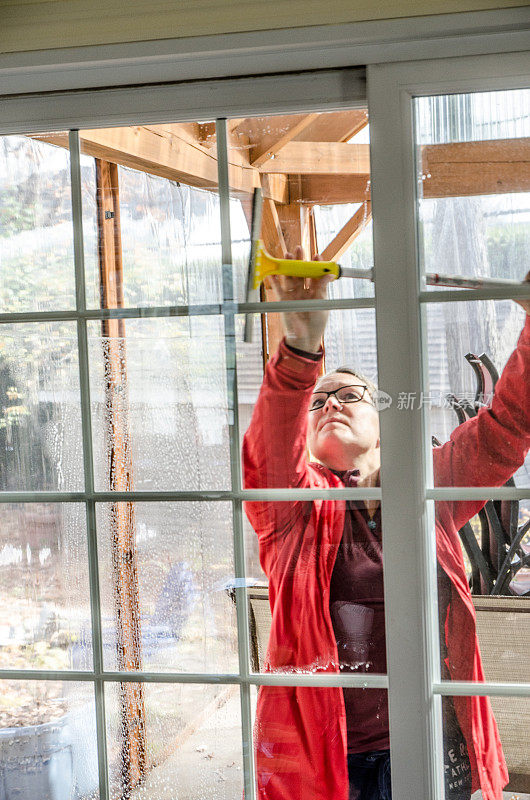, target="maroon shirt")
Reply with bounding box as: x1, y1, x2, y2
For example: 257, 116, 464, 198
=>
329, 469, 389, 753
330, 470, 456, 757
